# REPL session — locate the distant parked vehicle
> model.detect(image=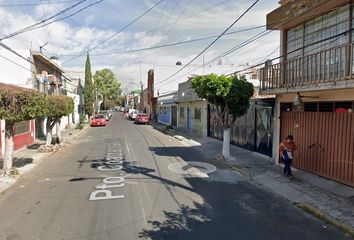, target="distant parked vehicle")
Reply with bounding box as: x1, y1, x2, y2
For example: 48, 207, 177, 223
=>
135, 113, 149, 124
129, 110, 139, 120
100, 110, 111, 120
91, 114, 106, 127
